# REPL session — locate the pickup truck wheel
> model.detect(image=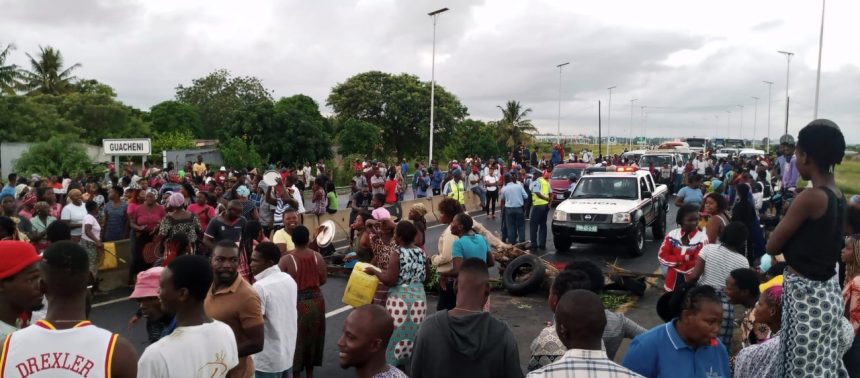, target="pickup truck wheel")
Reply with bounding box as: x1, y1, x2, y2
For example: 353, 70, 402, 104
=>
554, 234, 572, 252
627, 221, 646, 257
503, 255, 547, 296
651, 210, 666, 240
